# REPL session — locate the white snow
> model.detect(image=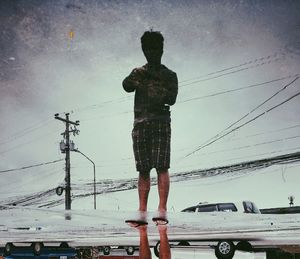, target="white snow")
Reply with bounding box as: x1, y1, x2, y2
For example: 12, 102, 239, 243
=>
1, 162, 300, 258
